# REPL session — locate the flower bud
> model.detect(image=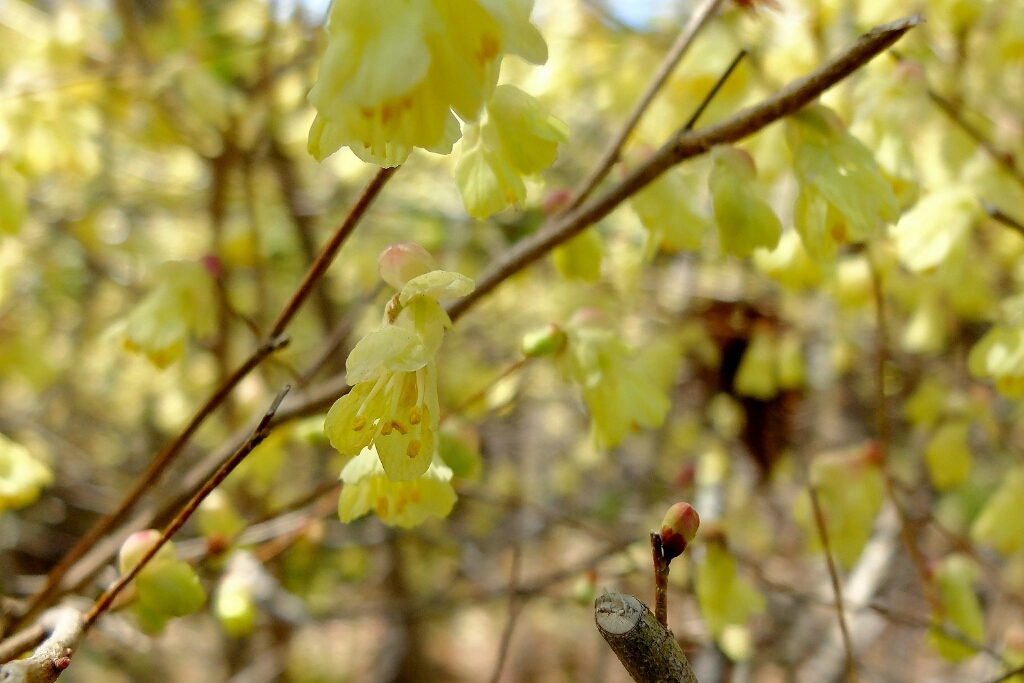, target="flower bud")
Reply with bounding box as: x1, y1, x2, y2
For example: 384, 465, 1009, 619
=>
216, 573, 257, 638
197, 489, 246, 543
378, 243, 437, 291
660, 502, 700, 561
136, 560, 207, 618
119, 530, 175, 575
521, 323, 567, 357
